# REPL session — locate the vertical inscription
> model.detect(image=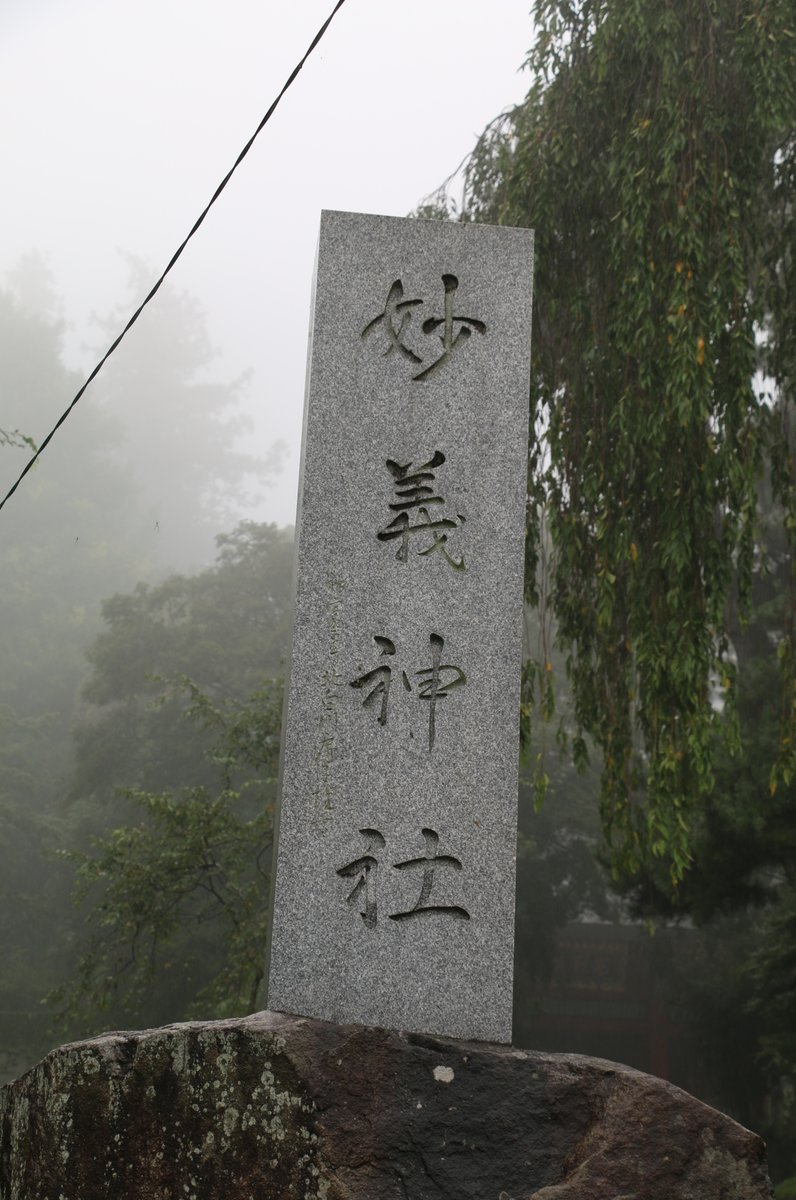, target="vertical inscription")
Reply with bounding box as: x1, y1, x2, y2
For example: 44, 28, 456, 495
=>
267, 211, 534, 1045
